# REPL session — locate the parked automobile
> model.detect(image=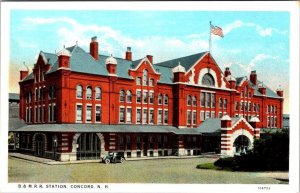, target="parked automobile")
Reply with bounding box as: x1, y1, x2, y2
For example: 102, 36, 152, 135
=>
102, 152, 125, 164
